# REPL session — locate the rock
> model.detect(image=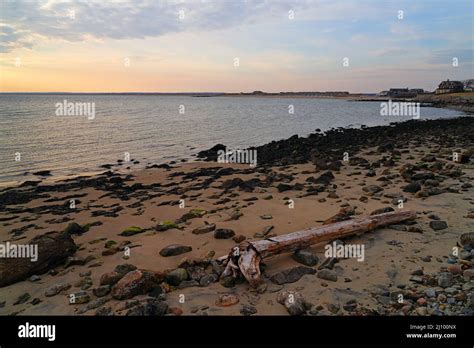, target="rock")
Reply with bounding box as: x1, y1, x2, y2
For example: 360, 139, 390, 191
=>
29, 275, 41, 282
77, 297, 109, 314
93, 285, 111, 297
75, 276, 92, 290
420, 256, 431, 262
216, 293, 240, 307
119, 226, 144, 236
463, 269, 474, 278
197, 144, 226, 161
260, 214, 273, 220
391, 196, 407, 205
69, 291, 91, 305
199, 274, 218, 287
99, 271, 123, 286
366, 169, 376, 177
64, 222, 86, 235
232, 234, 246, 243
425, 288, 436, 298
362, 185, 383, 195
416, 297, 427, 306
314, 171, 334, 185
240, 304, 258, 316
447, 264, 462, 274
33, 170, 51, 176
292, 249, 319, 266
95, 306, 113, 316
159, 244, 192, 257
430, 221, 448, 231
165, 268, 188, 286
421, 154, 436, 162
31, 298, 41, 306
437, 294, 447, 303
168, 307, 183, 316
111, 269, 164, 300
220, 178, 244, 190
126, 298, 168, 316
416, 307, 428, 316
192, 223, 216, 235
115, 263, 138, 275
214, 228, 235, 239
45, 283, 71, 297
277, 183, 293, 192
403, 182, 421, 193
370, 207, 394, 215
270, 266, 316, 285
155, 221, 179, 232
277, 290, 308, 315
401, 304, 412, 315
343, 299, 358, 312
428, 213, 440, 220
460, 250, 472, 260
0, 231, 77, 287
219, 276, 236, 288
178, 280, 199, 289
226, 209, 244, 221
437, 272, 454, 288
177, 208, 207, 222
13, 292, 31, 305
64, 256, 86, 268
409, 276, 424, 284
317, 269, 338, 282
